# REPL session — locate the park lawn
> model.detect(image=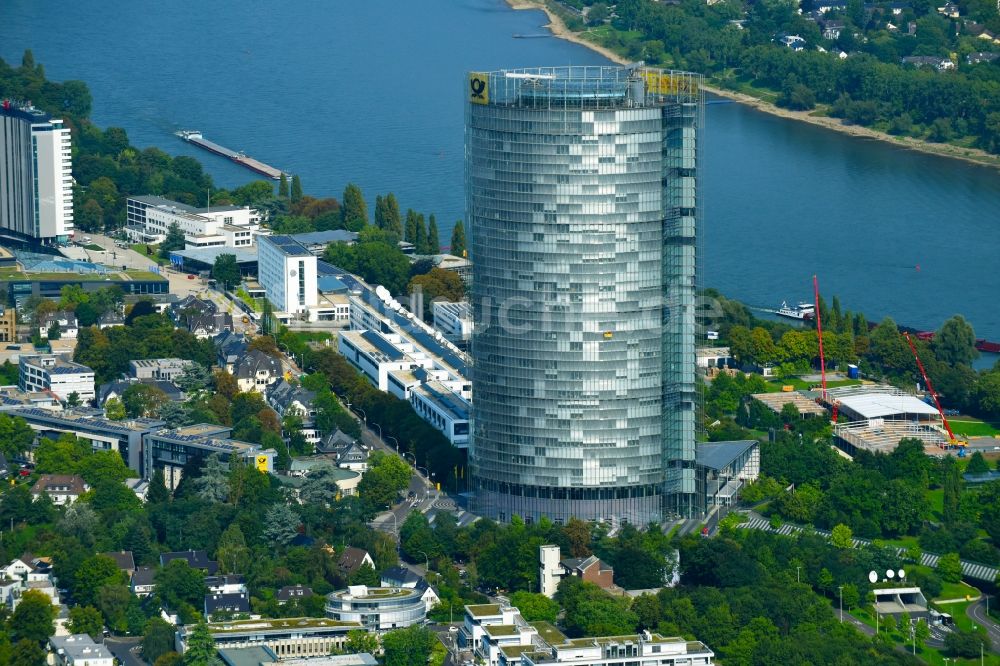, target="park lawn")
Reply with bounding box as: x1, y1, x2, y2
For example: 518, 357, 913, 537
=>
949, 418, 1000, 437
934, 580, 980, 602
927, 488, 944, 521
83, 243, 105, 251
763, 377, 862, 393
